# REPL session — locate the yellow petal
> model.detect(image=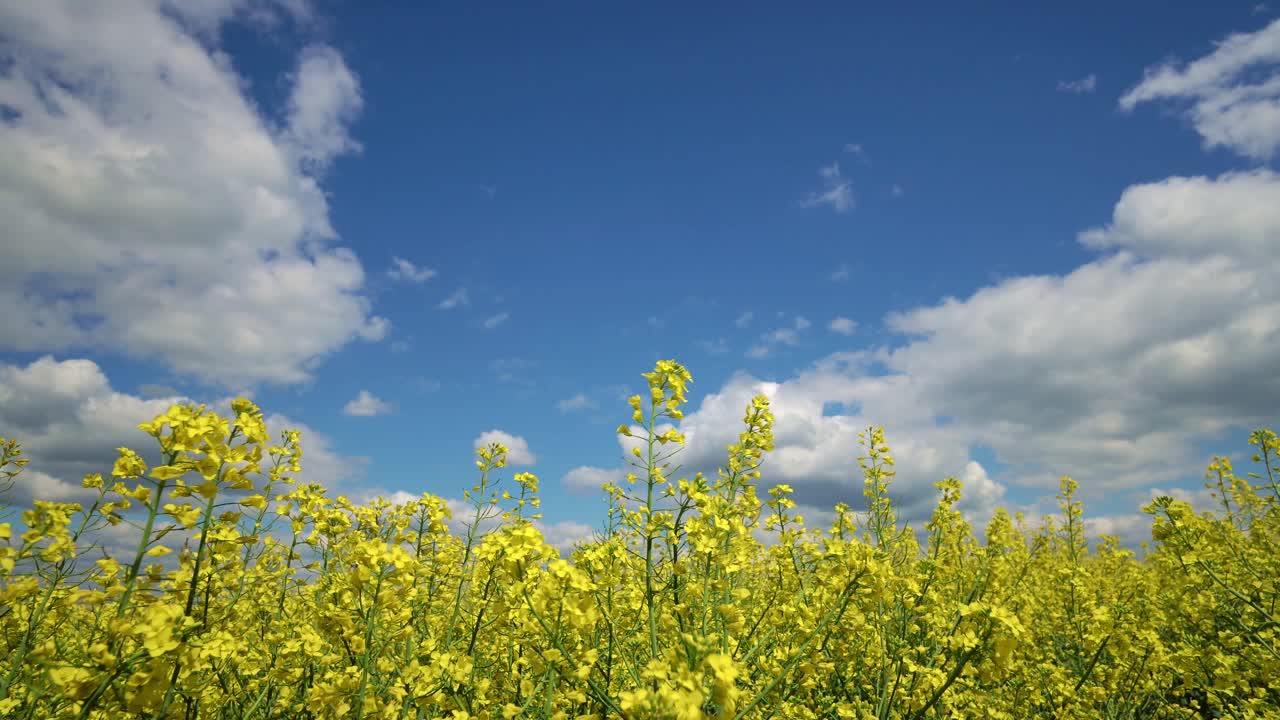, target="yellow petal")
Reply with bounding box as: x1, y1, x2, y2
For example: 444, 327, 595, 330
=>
149, 465, 188, 481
